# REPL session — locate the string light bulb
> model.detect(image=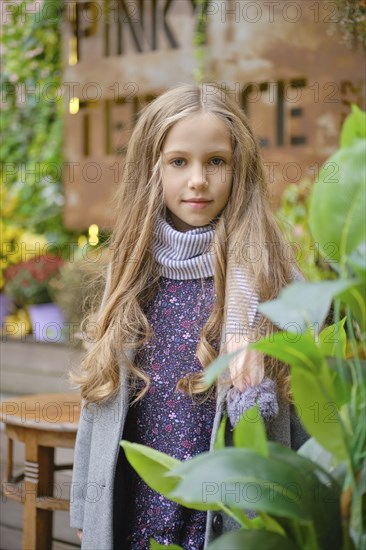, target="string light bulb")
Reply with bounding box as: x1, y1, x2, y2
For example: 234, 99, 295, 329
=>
88, 224, 99, 246
69, 97, 79, 115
